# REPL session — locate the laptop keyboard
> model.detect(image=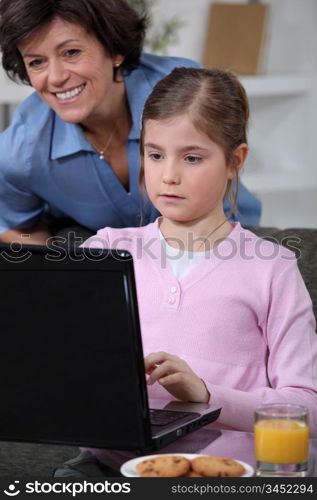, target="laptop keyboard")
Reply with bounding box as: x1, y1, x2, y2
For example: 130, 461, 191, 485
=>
149, 409, 192, 426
